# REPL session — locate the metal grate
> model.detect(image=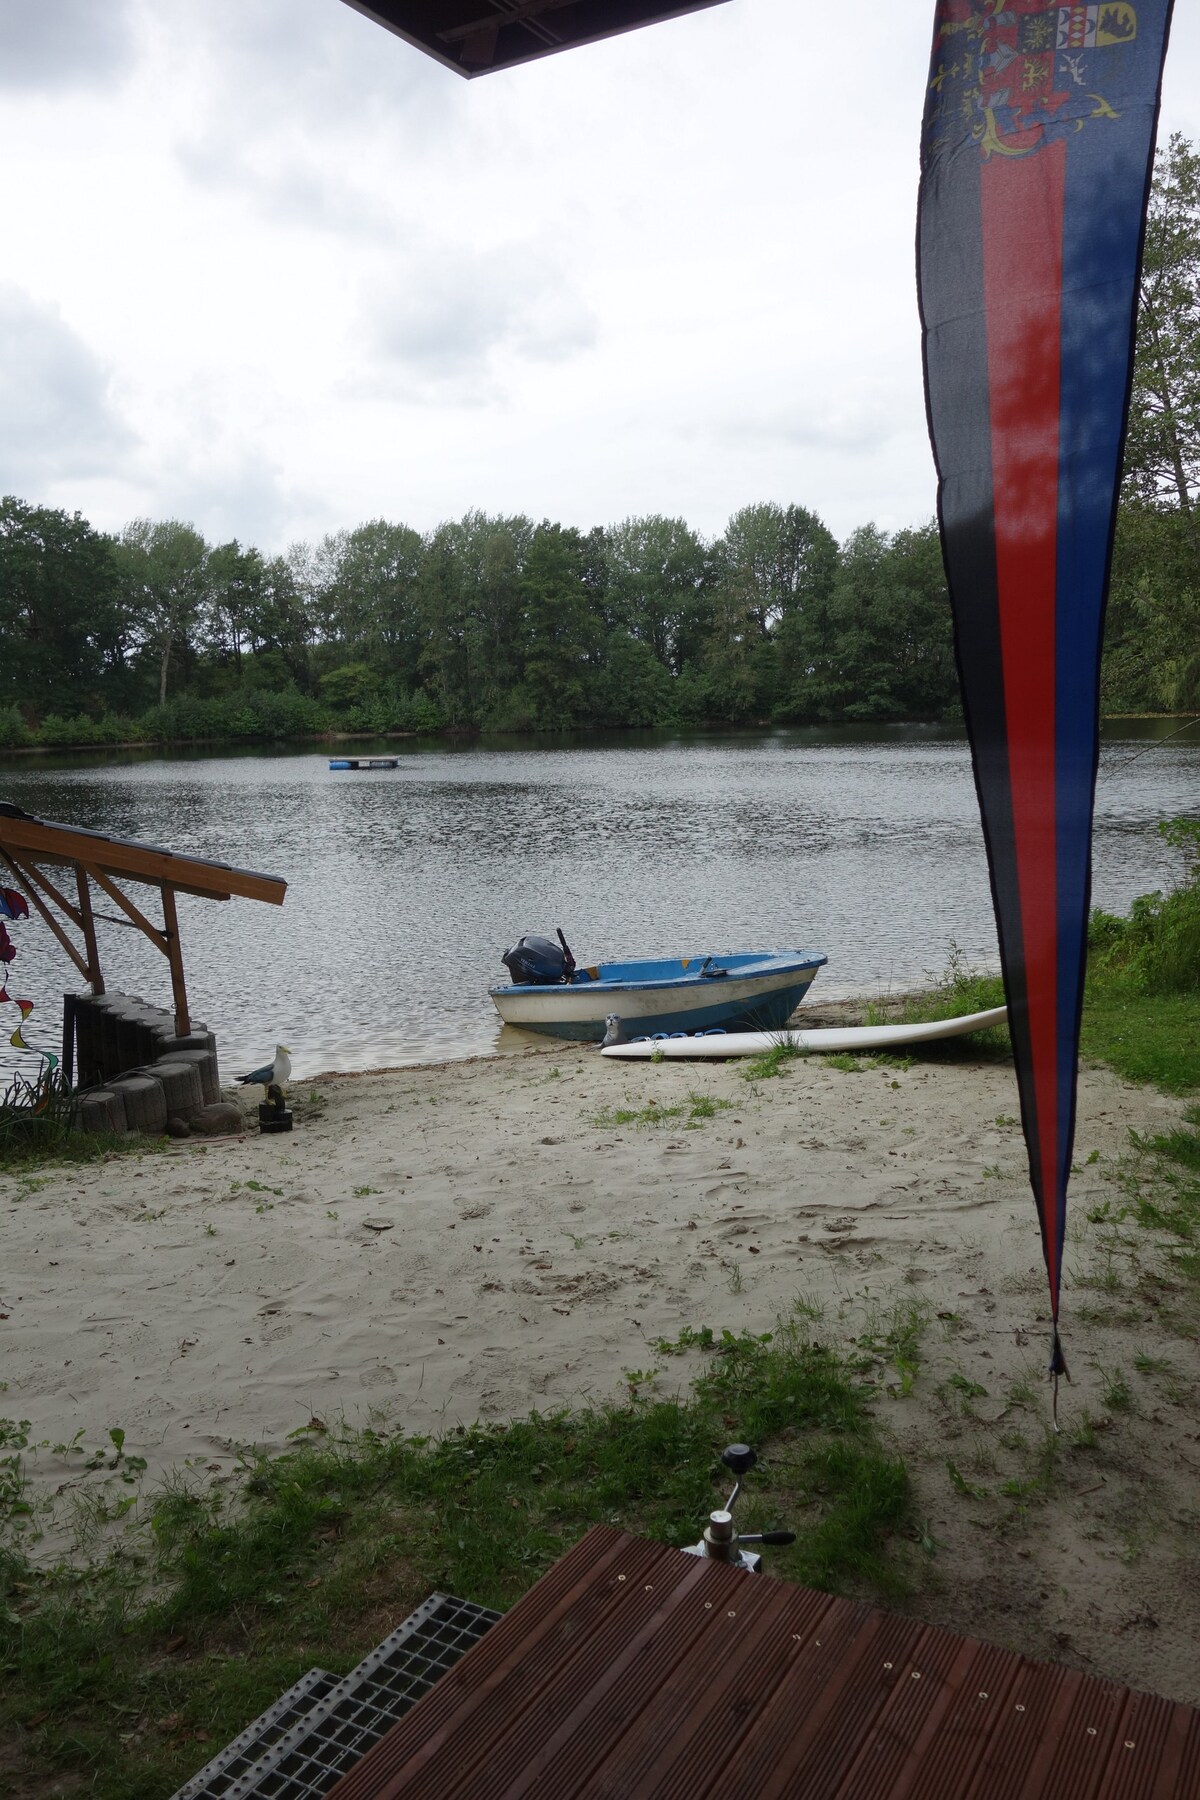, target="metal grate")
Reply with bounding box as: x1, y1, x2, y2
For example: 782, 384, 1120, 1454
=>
172, 1593, 500, 1800
172, 1670, 340, 1800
